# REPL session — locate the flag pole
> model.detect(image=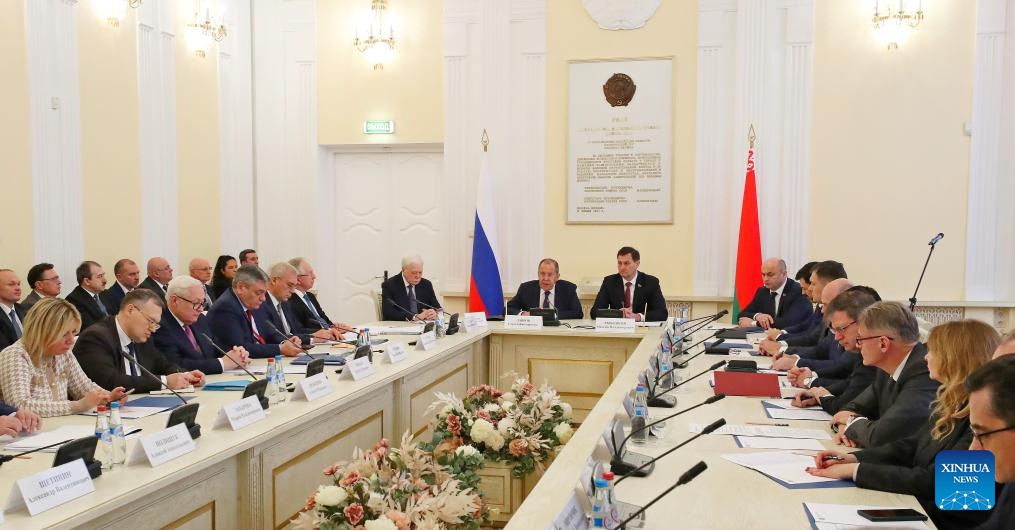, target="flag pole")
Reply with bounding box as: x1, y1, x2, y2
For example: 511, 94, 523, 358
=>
748, 124, 756, 149
482, 129, 489, 152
